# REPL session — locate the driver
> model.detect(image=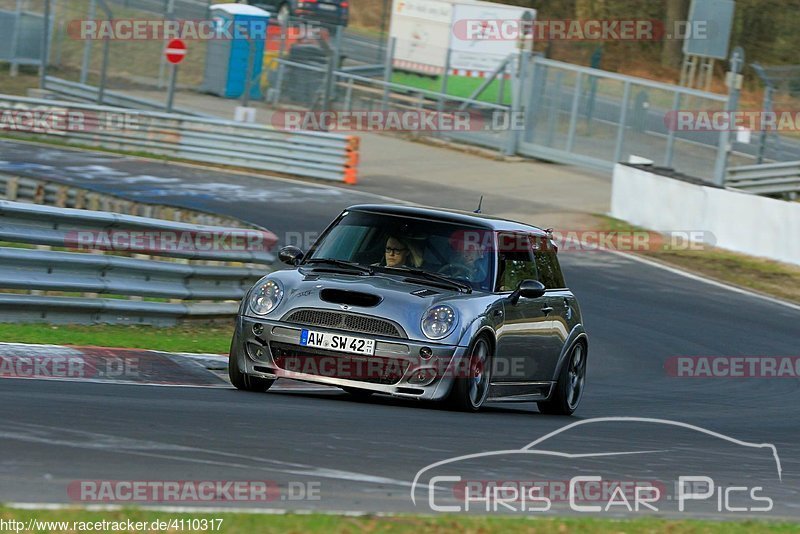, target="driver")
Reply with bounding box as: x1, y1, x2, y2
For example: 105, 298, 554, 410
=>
442, 240, 489, 285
